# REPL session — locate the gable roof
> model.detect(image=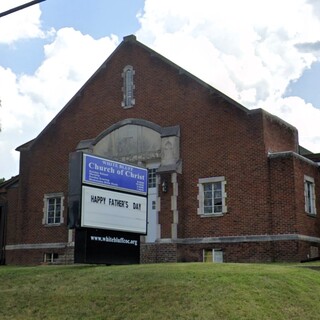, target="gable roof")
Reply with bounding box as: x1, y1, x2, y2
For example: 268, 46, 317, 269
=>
16, 35, 301, 155
16, 34, 251, 152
